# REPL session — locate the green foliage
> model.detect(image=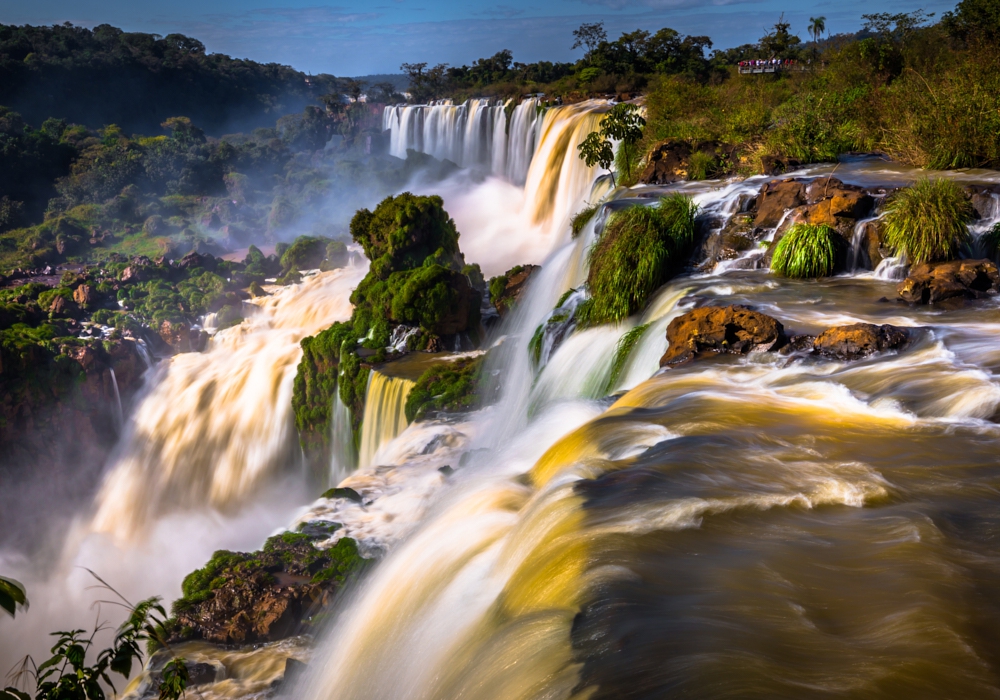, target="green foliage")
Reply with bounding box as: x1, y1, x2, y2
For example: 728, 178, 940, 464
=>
943, 0, 1000, 43
582, 194, 698, 326
578, 104, 646, 186
977, 223, 1000, 261
687, 150, 718, 181
605, 323, 650, 392
0, 582, 187, 700
571, 205, 599, 238
280, 235, 328, 273
159, 659, 189, 700
0, 576, 27, 617
405, 356, 485, 422
771, 224, 838, 278
882, 178, 974, 263
578, 132, 615, 184
350, 193, 461, 278
528, 323, 545, 367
